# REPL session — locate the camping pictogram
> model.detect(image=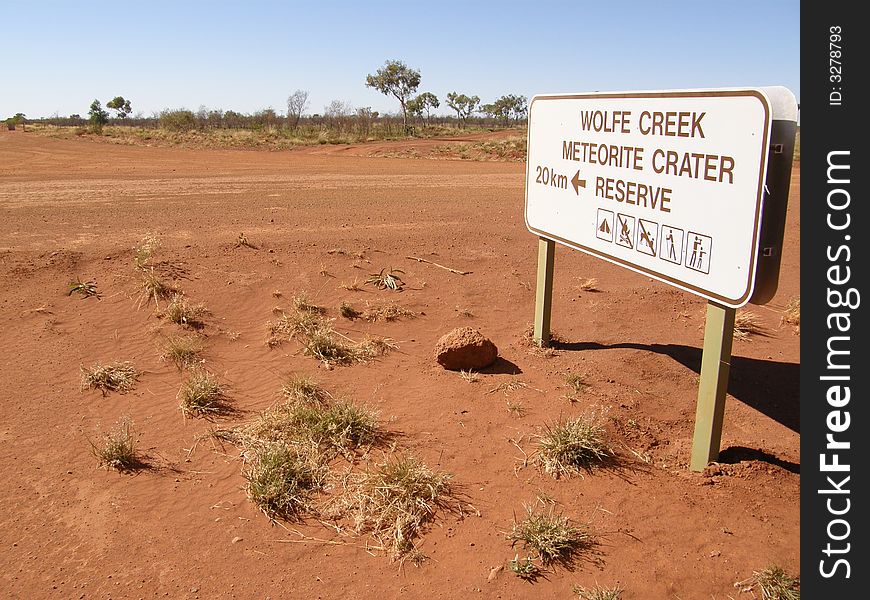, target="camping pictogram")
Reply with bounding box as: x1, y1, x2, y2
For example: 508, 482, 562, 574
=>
637, 219, 658, 257
596, 209, 614, 242
615, 213, 635, 250
686, 231, 712, 274
660, 225, 685, 265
